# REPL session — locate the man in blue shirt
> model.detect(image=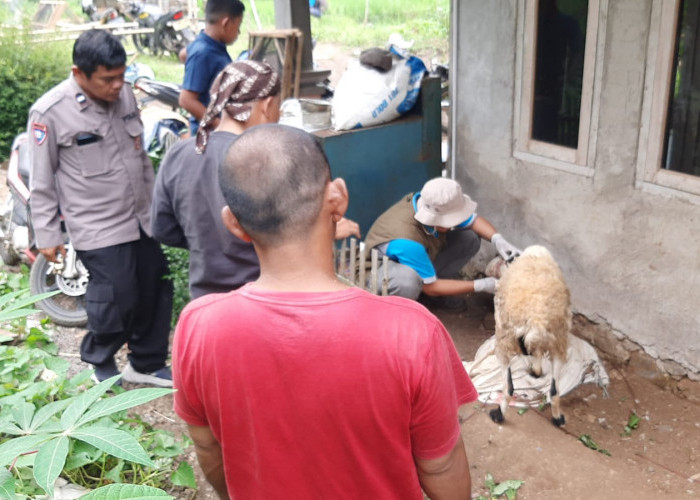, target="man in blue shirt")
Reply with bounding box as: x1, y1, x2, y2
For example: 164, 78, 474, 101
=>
179, 0, 244, 134
364, 178, 522, 307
